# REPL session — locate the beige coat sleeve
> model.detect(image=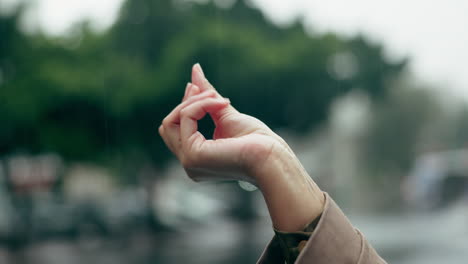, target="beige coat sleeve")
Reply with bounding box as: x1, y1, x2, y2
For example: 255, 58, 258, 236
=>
257, 193, 387, 264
